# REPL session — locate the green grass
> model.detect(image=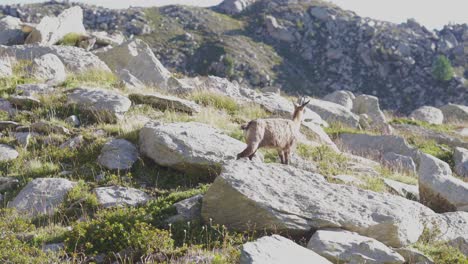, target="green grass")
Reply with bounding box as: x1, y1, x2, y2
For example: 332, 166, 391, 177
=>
56, 33, 83, 46
61, 69, 121, 89
391, 117, 455, 134
296, 144, 350, 176
377, 166, 418, 185
189, 91, 239, 114
407, 137, 454, 167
